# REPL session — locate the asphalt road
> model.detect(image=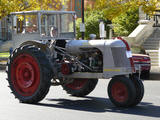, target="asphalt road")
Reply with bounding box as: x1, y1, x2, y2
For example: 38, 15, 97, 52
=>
0, 71, 160, 120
